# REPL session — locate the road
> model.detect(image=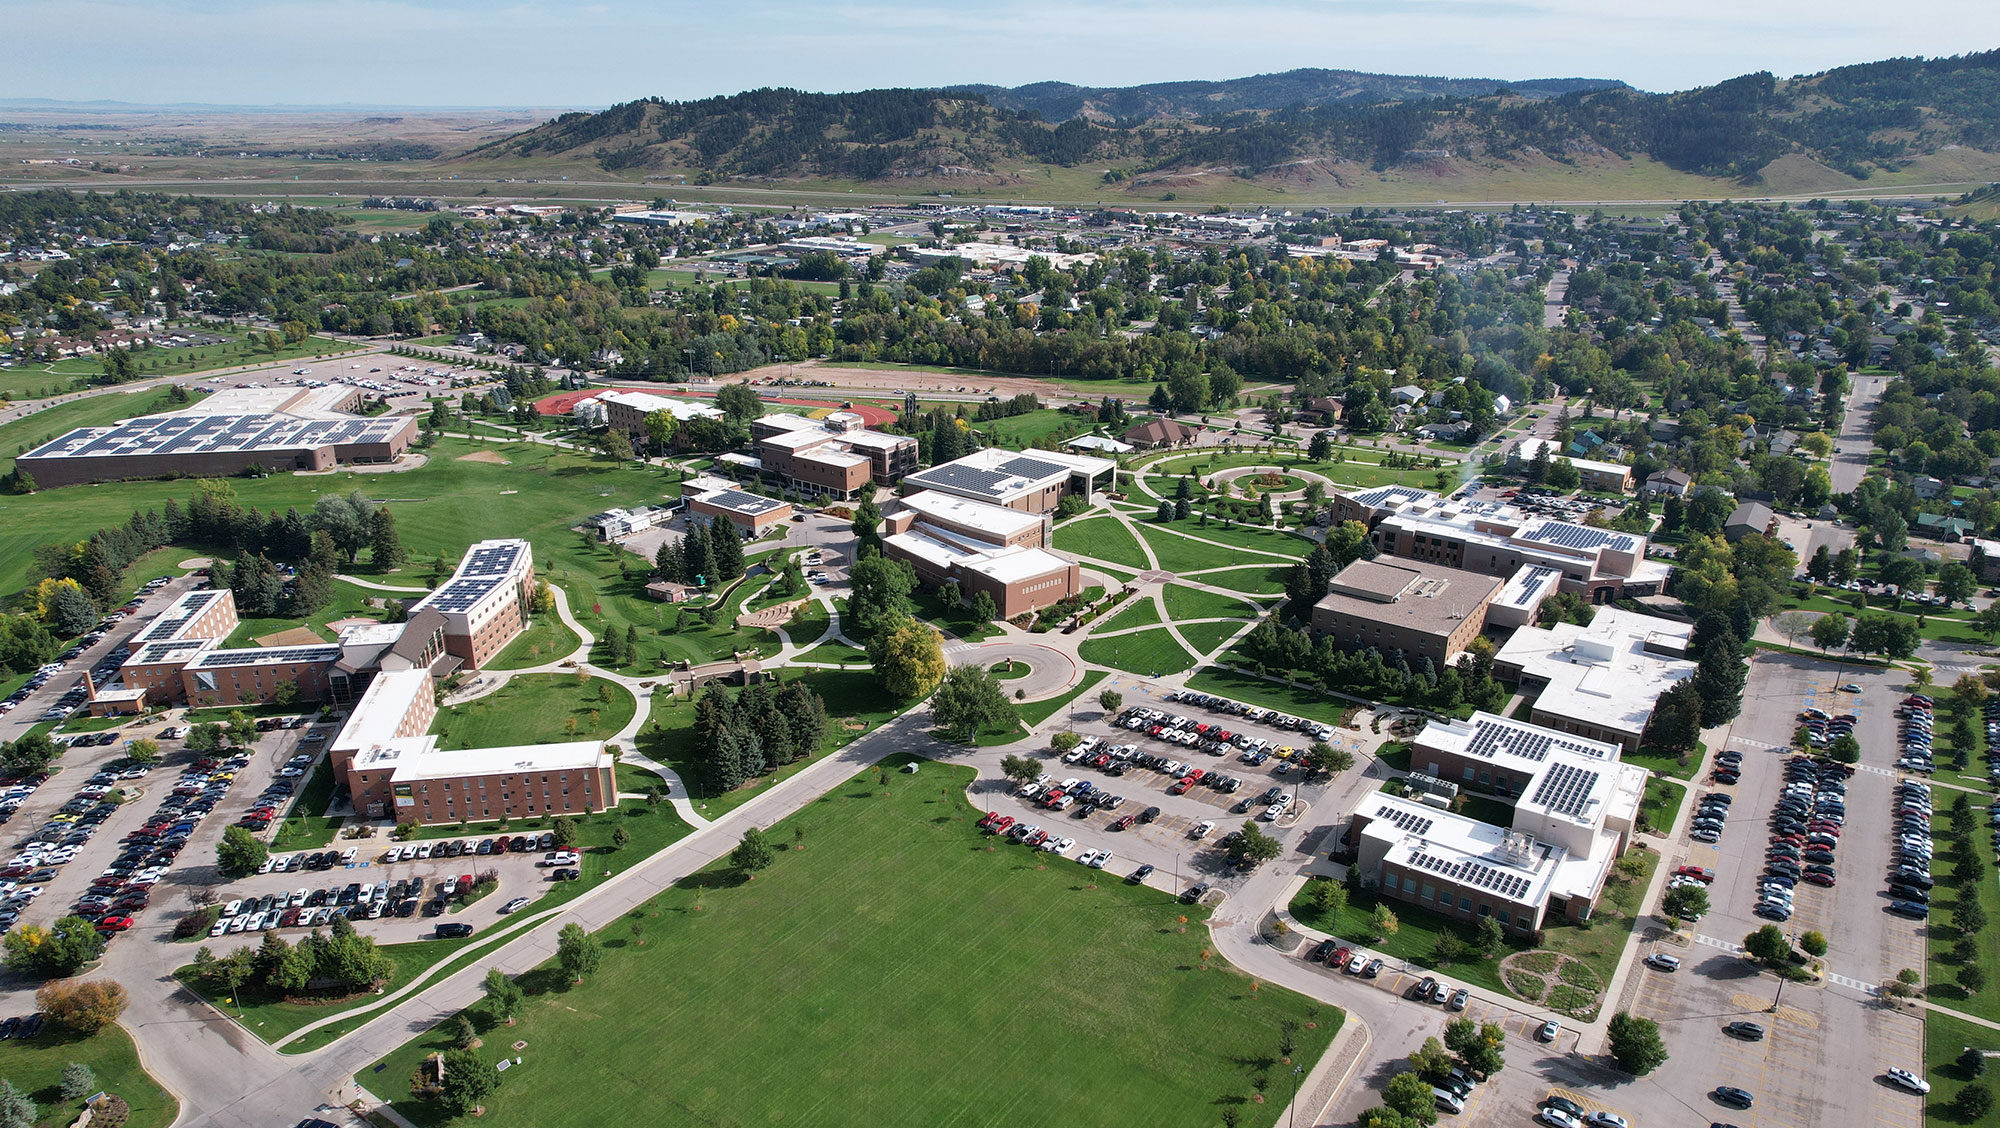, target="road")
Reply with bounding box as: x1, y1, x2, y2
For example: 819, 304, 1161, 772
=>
1833, 371, 1891, 496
